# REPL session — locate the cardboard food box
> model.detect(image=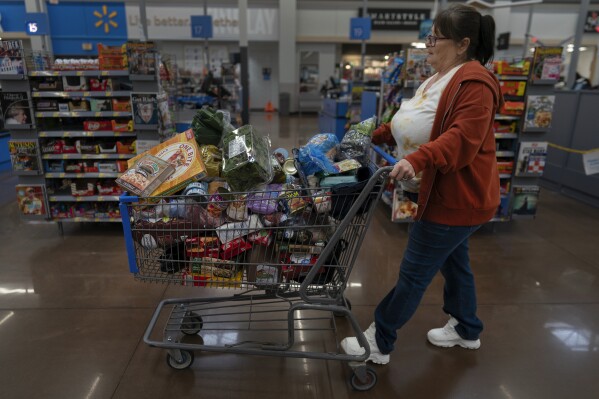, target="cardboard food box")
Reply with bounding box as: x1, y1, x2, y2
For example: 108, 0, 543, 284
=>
116, 154, 175, 197
127, 129, 207, 196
